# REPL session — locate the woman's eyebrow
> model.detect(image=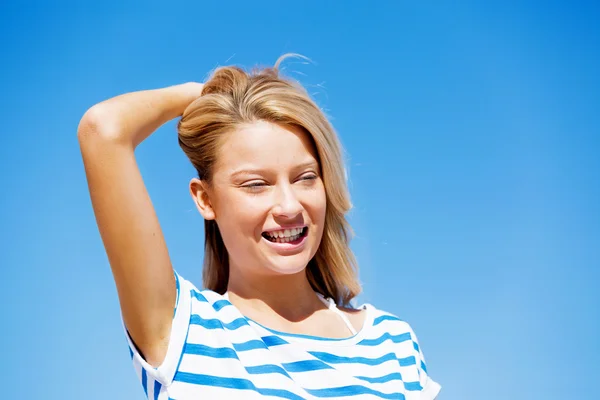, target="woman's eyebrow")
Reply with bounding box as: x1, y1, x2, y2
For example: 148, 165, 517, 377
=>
294, 160, 319, 171
229, 168, 268, 180
229, 160, 318, 179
